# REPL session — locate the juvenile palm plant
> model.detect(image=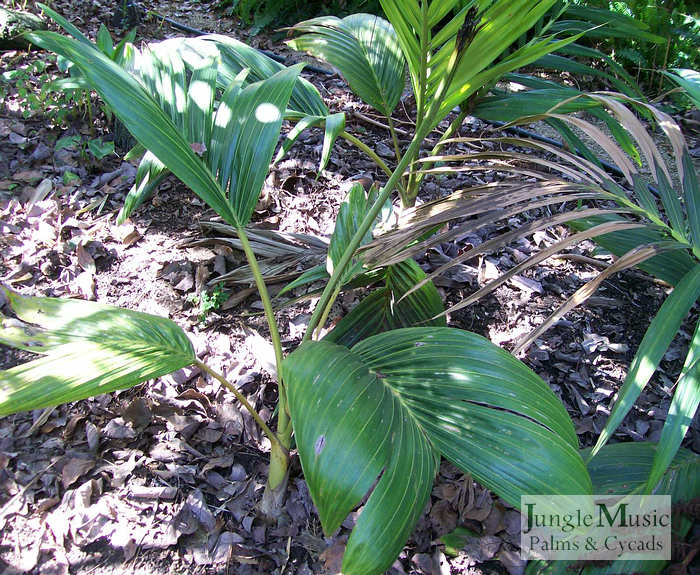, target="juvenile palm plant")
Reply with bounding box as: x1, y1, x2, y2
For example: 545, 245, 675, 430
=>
0, 6, 607, 574
8, 3, 696, 572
